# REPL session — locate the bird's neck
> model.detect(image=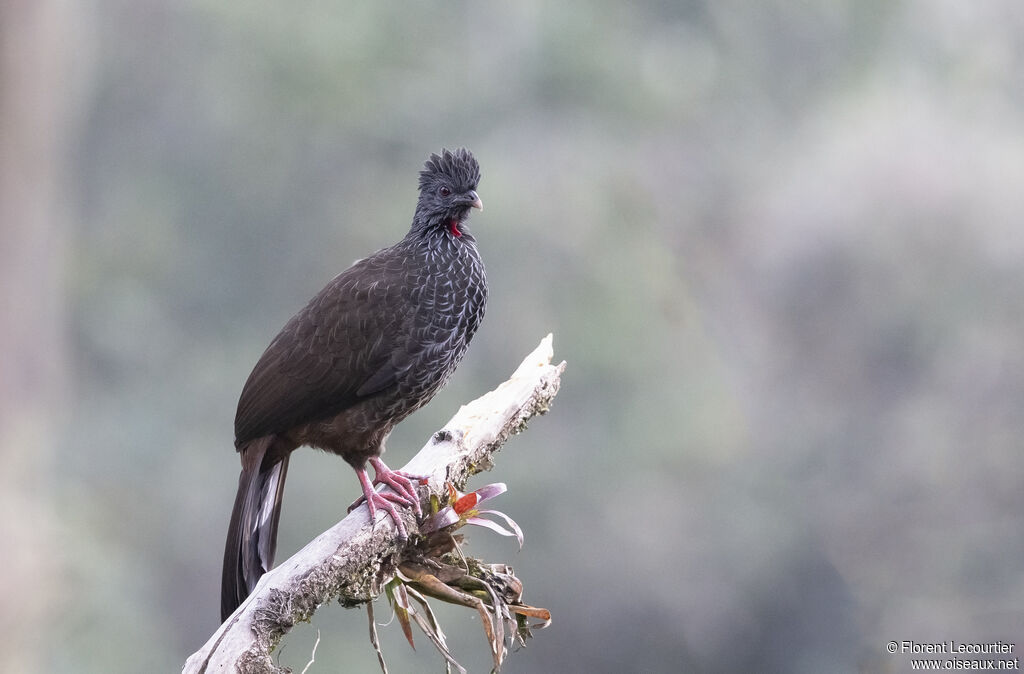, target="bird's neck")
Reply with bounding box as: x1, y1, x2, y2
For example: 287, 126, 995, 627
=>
406, 215, 474, 249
